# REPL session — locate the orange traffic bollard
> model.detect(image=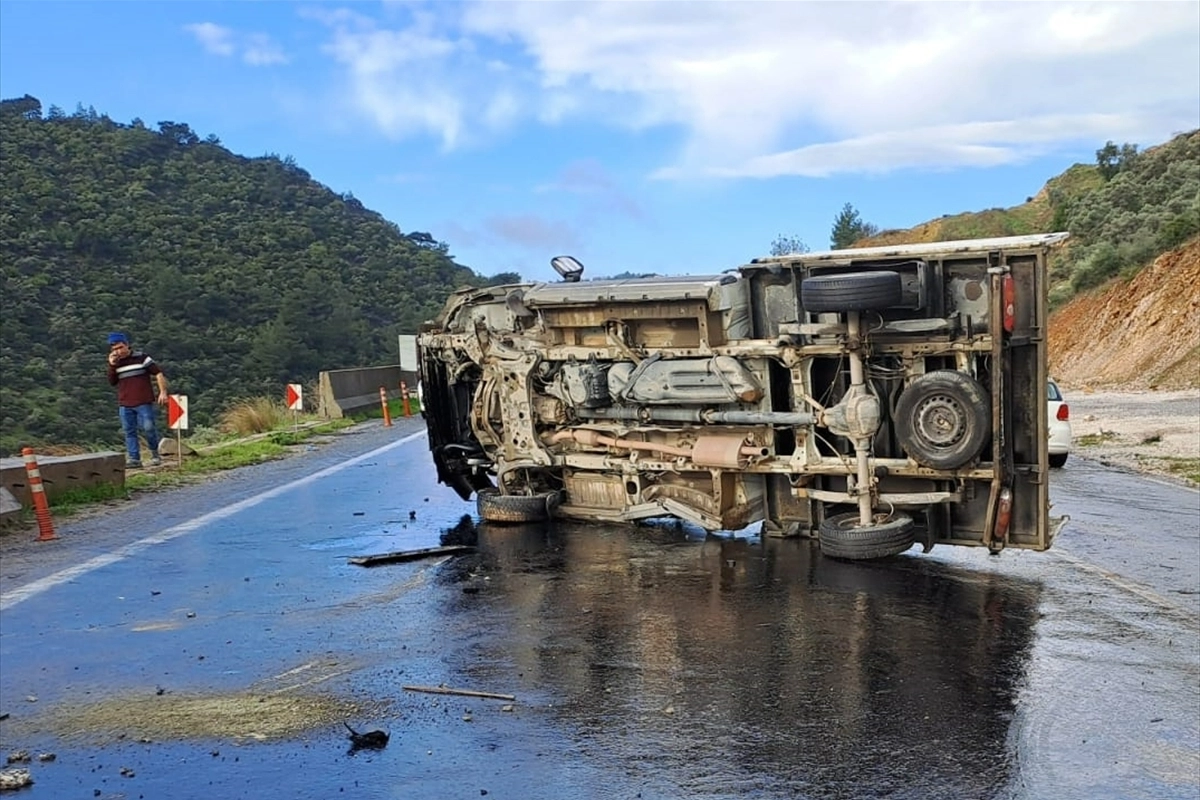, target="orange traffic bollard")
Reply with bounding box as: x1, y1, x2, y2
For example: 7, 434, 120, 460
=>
400, 381, 412, 417
21, 448, 57, 541
379, 386, 393, 427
